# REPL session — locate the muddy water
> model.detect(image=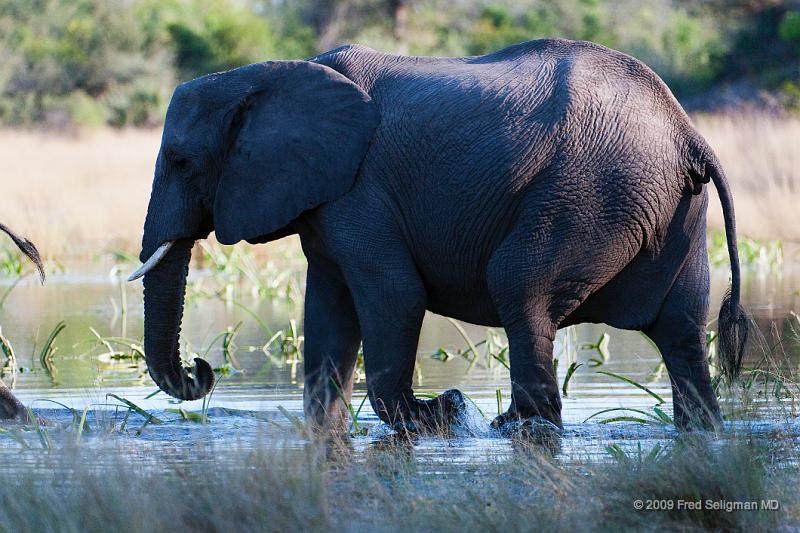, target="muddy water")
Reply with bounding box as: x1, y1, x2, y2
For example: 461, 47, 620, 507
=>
0, 255, 798, 463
